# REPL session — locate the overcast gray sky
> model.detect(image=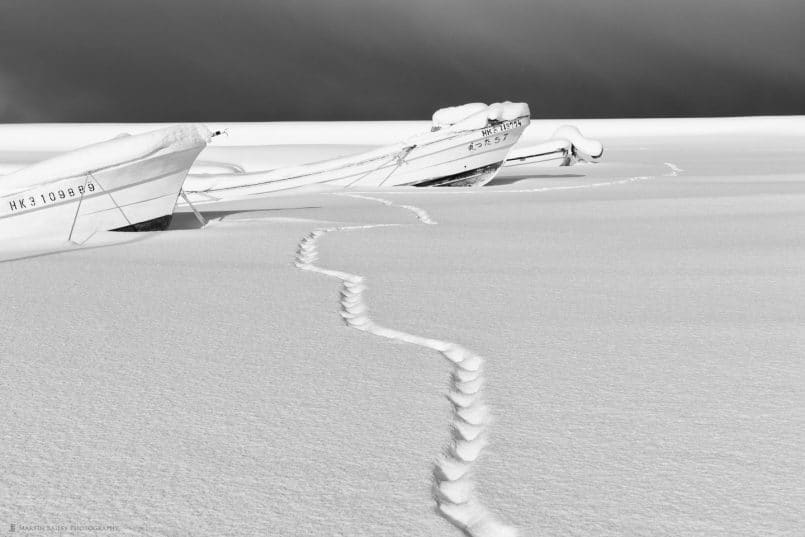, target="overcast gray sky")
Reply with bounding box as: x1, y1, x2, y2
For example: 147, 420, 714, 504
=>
1, 0, 803, 122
